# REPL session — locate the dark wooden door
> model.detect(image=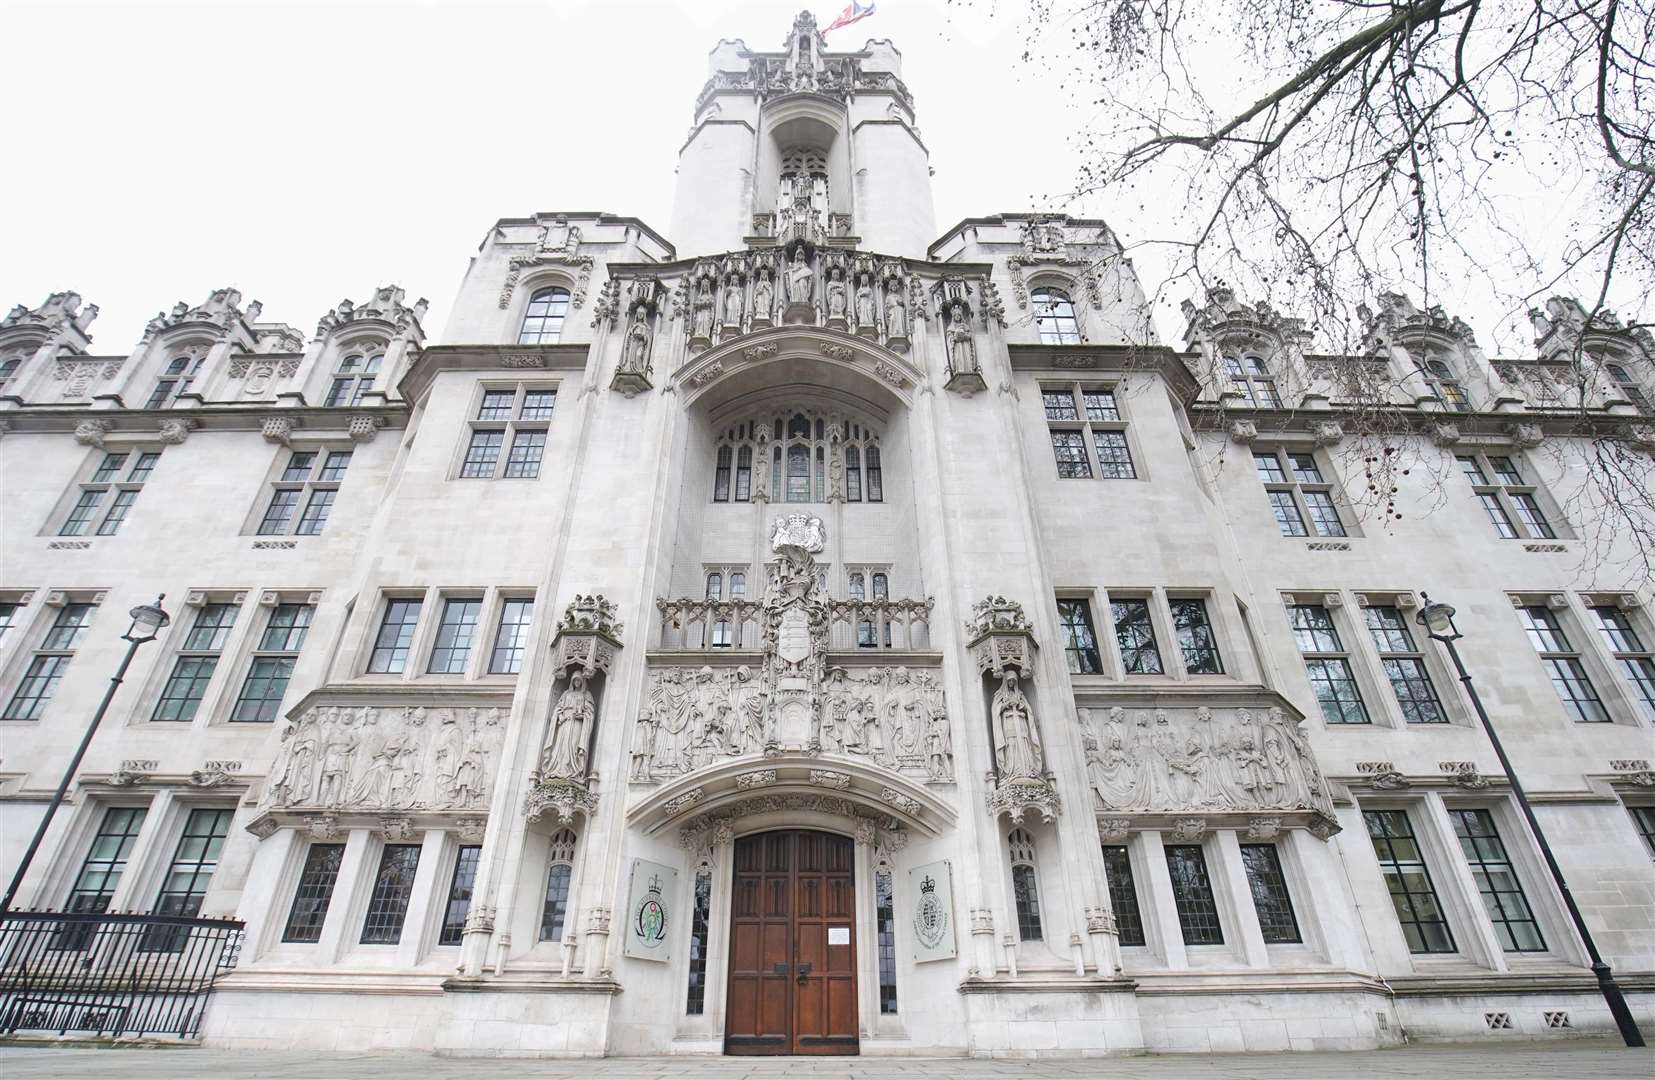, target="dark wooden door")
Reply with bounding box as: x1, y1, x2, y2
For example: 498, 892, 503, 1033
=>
725, 830, 858, 1055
